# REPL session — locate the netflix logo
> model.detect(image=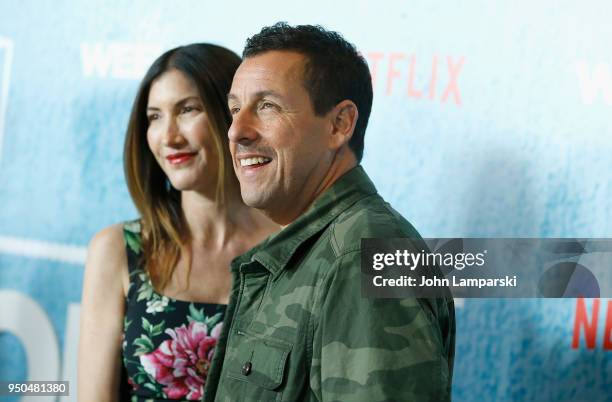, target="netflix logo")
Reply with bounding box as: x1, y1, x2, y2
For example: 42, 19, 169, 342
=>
572, 298, 612, 350
366, 52, 465, 106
